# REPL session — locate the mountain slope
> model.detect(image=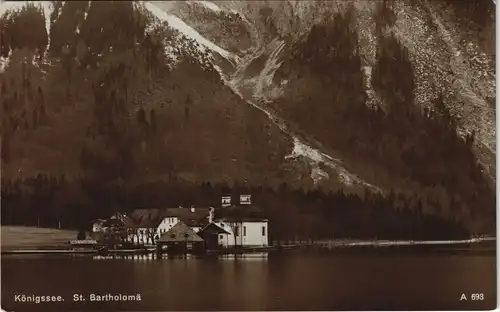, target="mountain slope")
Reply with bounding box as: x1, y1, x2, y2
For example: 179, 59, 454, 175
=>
158, 0, 496, 231
0, 1, 332, 190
